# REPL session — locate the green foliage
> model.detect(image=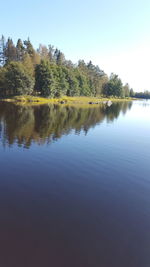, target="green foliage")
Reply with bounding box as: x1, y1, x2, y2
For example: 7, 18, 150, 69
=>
65, 69, 79, 96
55, 66, 69, 97
123, 83, 130, 97
16, 39, 25, 61
5, 38, 17, 63
76, 73, 91, 96
22, 53, 34, 78
0, 67, 7, 96
0, 62, 34, 96
35, 60, 57, 97
130, 88, 135, 97
0, 35, 140, 98
103, 73, 123, 97
23, 38, 35, 57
